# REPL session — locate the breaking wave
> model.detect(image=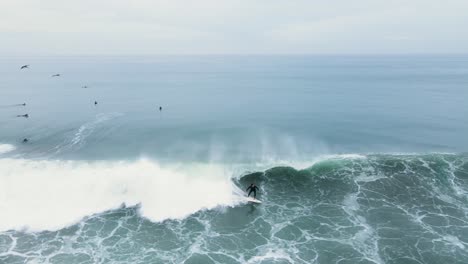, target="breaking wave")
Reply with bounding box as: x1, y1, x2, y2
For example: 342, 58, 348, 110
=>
0, 158, 241, 231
